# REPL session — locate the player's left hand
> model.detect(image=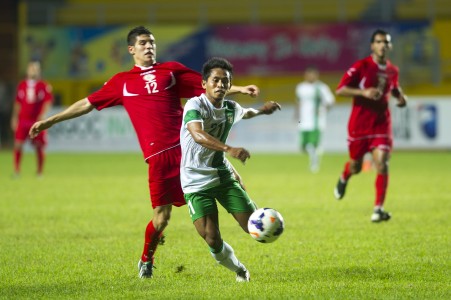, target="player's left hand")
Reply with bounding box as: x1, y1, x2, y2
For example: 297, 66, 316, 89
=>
241, 85, 260, 98
260, 101, 282, 114
396, 95, 407, 107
